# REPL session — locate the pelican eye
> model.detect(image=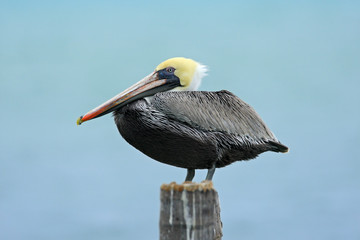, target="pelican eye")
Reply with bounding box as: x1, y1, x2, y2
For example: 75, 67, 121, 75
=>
166, 67, 175, 73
